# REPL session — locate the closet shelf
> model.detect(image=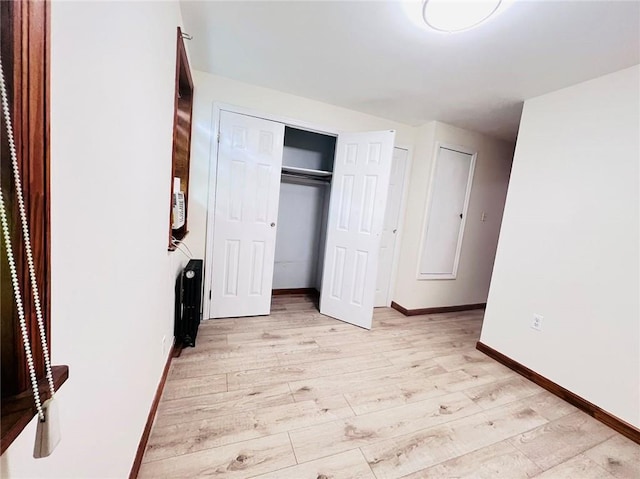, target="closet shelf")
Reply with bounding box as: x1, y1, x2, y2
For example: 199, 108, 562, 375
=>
281, 165, 332, 178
